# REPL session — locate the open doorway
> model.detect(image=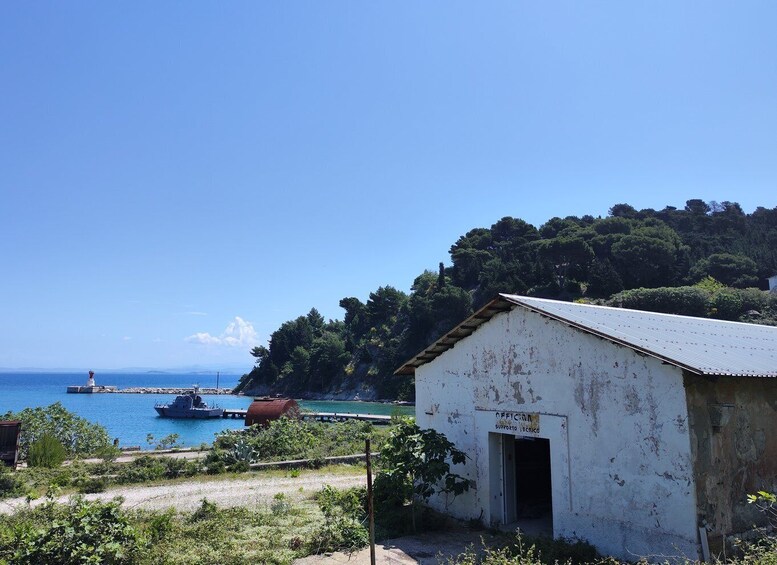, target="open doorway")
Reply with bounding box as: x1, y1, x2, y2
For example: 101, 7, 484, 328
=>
502, 435, 552, 533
